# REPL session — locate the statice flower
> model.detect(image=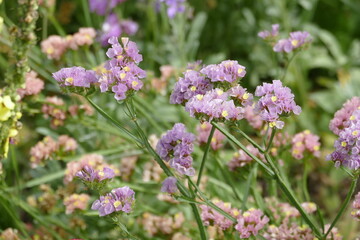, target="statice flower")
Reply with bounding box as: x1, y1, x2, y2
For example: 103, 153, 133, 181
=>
120, 19, 139, 36
185, 89, 244, 122
329, 97, 360, 135
196, 122, 225, 150
91, 186, 135, 217
274, 31, 311, 53
258, 24, 279, 39
159, 0, 186, 18
235, 208, 269, 238
98, 37, 146, 100
64, 153, 119, 183
326, 110, 360, 169
228, 85, 254, 107
89, 0, 127, 15
140, 212, 185, 236
228, 145, 264, 171
100, 13, 122, 46
41, 35, 68, 60
200, 60, 246, 83
255, 80, 302, 129
68, 27, 97, 49
291, 130, 321, 160
53, 66, 98, 88
200, 200, 240, 230
17, 71, 44, 98
170, 70, 212, 105
301, 202, 317, 214
156, 123, 195, 176
76, 165, 115, 182
352, 192, 360, 220
244, 105, 264, 130
63, 194, 90, 214
161, 177, 178, 194
263, 222, 314, 240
